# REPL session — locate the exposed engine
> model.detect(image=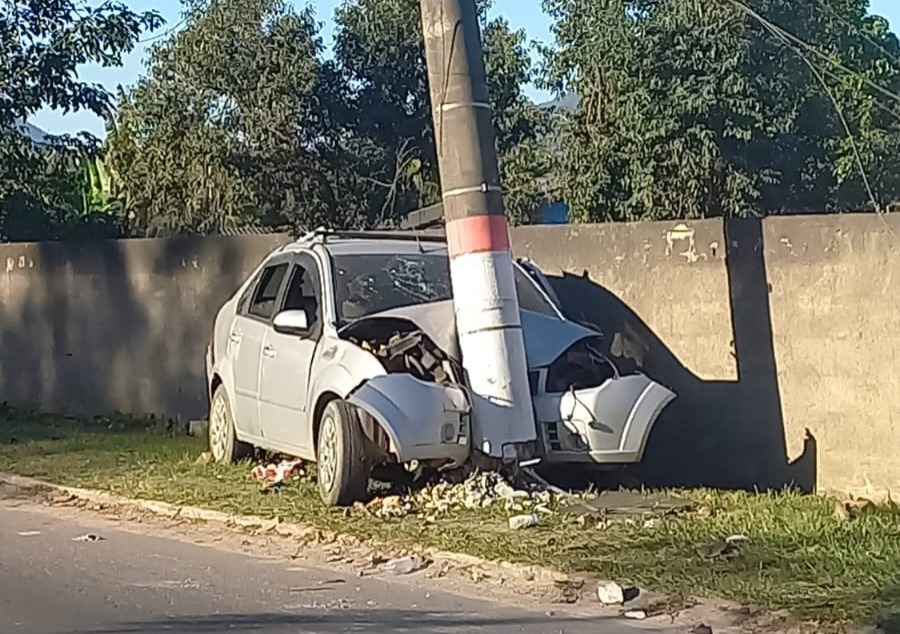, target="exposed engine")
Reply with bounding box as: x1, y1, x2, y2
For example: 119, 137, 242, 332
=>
343, 317, 463, 386
545, 336, 618, 393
